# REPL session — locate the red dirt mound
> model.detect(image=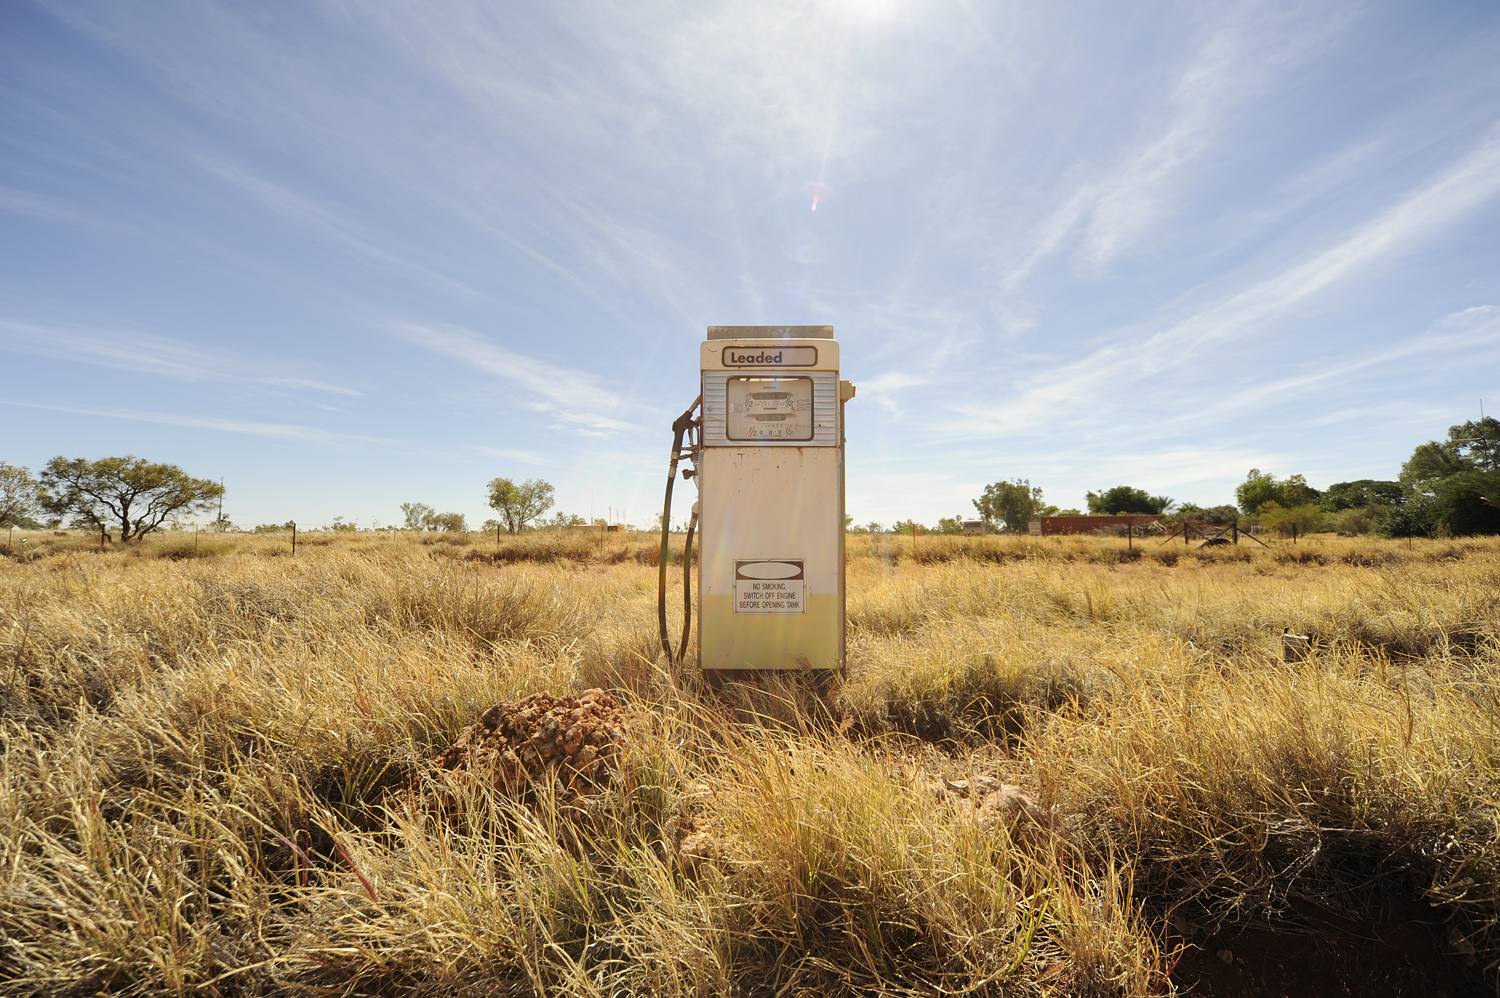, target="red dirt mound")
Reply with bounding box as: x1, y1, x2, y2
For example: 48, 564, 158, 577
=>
434, 689, 626, 794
